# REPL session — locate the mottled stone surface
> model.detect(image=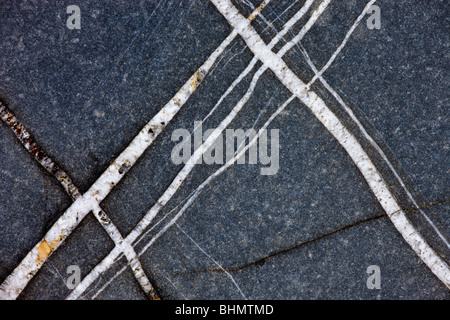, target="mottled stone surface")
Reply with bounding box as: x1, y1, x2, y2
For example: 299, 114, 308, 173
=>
0, 0, 448, 299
